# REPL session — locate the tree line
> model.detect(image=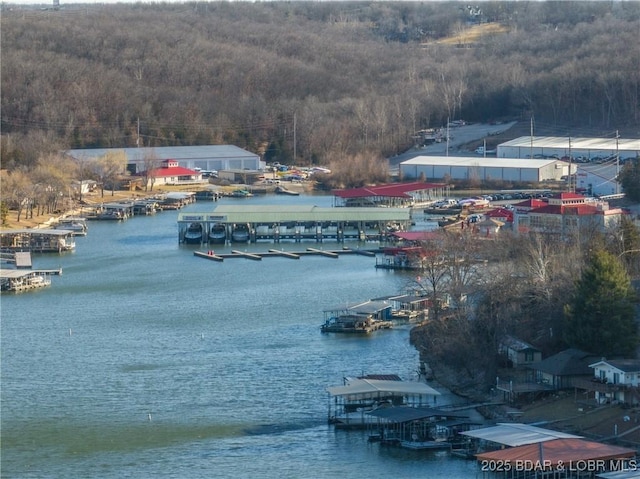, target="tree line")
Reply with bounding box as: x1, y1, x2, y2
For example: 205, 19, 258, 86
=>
1, 1, 639, 172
